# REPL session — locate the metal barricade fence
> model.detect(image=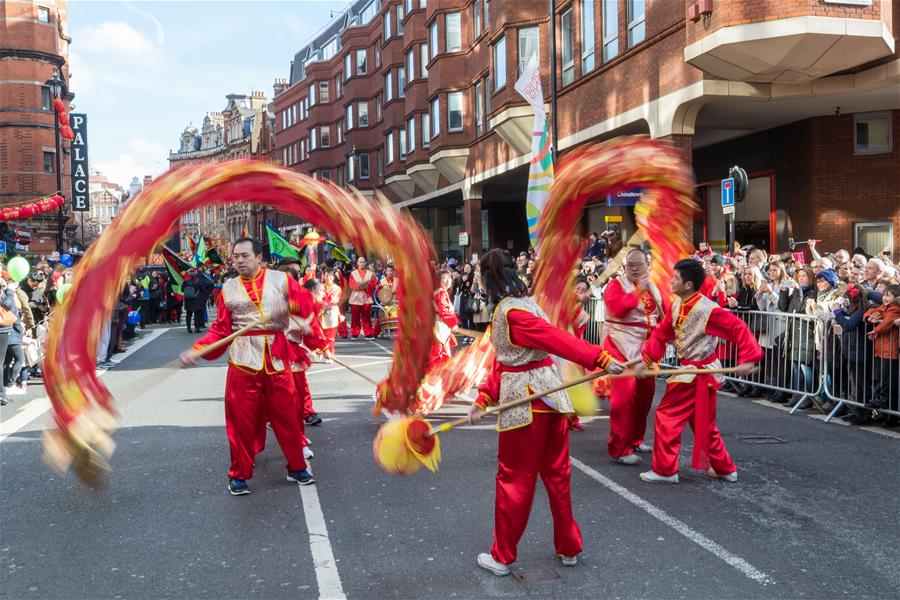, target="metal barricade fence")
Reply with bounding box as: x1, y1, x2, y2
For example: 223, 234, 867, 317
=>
582, 300, 900, 422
